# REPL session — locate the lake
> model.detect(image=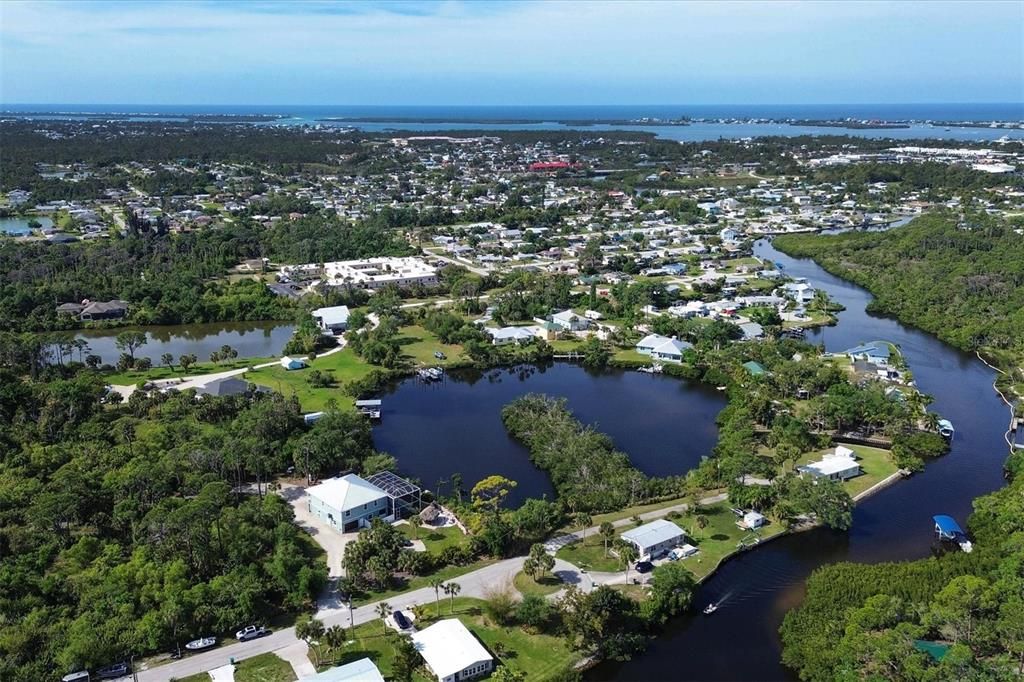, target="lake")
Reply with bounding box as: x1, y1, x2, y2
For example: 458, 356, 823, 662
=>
72, 321, 295, 365
371, 363, 727, 507
588, 238, 1012, 680
0, 216, 54, 235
